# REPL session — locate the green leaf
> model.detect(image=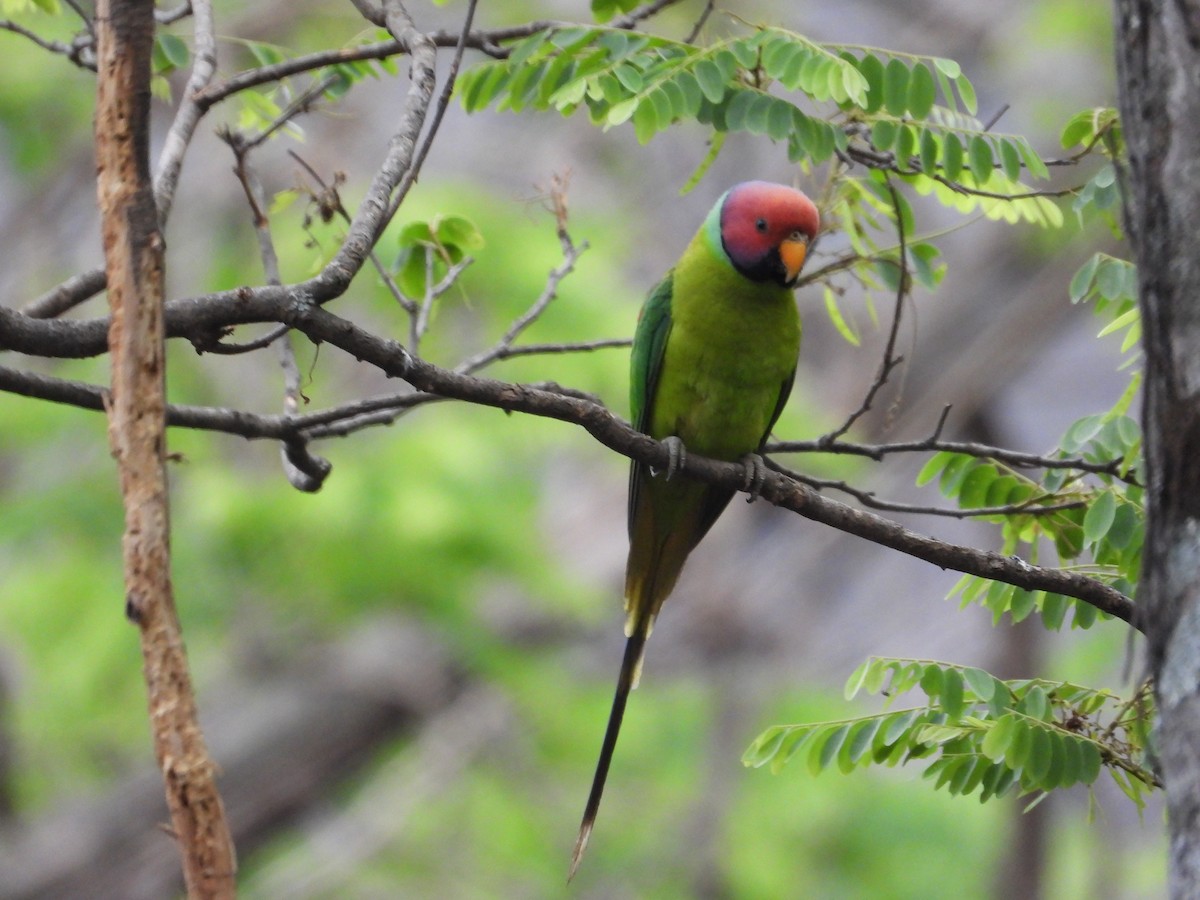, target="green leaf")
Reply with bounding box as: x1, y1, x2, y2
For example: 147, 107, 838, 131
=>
895, 125, 917, 167
1019, 684, 1049, 721
941, 668, 965, 719
724, 89, 757, 133
1059, 734, 1082, 788
435, 215, 485, 254
1010, 589, 1037, 623
1007, 719, 1033, 770
955, 72, 977, 115
1041, 731, 1066, 789
871, 119, 898, 154
967, 135, 994, 184
919, 663, 944, 699
999, 138, 1022, 182
858, 53, 885, 114
839, 60, 870, 107
916, 451, 955, 487
1016, 136, 1050, 180
765, 98, 794, 141
981, 714, 1017, 762
1083, 491, 1117, 544
606, 96, 639, 126
942, 134, 964, 181
672, 71, 704, 117
1078, 739, 1103, 784
883, 57, 910, 116
813, 723, 851, 774
840, 724, 888, 772
1073, 598, 1099, 630
591, 0, 639, 23
695, 58, 726, 103
1041, 595, 1070, 628
958, 464, 996, 508
1106, 500, 1140, 550
1025, 726, 1053, 786
963, 667, 997, 702
824, 287, 861, 346
908, 63, 936, 118
844, 659, 871, 700
156, 33, 190, 71
882, 709, 921, 745
633, 96, 658, 143
1060, 111, 1094, 149
613, 62, 643, 93
1069, 253, 1101, 302
938, 453, 974, 496
919, 128, 939, 174
932, 57, 961, 79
